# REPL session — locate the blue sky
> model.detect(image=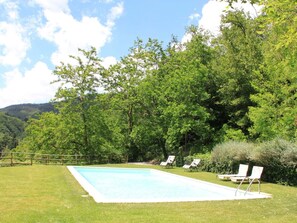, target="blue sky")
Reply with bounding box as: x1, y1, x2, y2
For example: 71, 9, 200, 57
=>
0, 0, 260, 108
100, 0, 207, 58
